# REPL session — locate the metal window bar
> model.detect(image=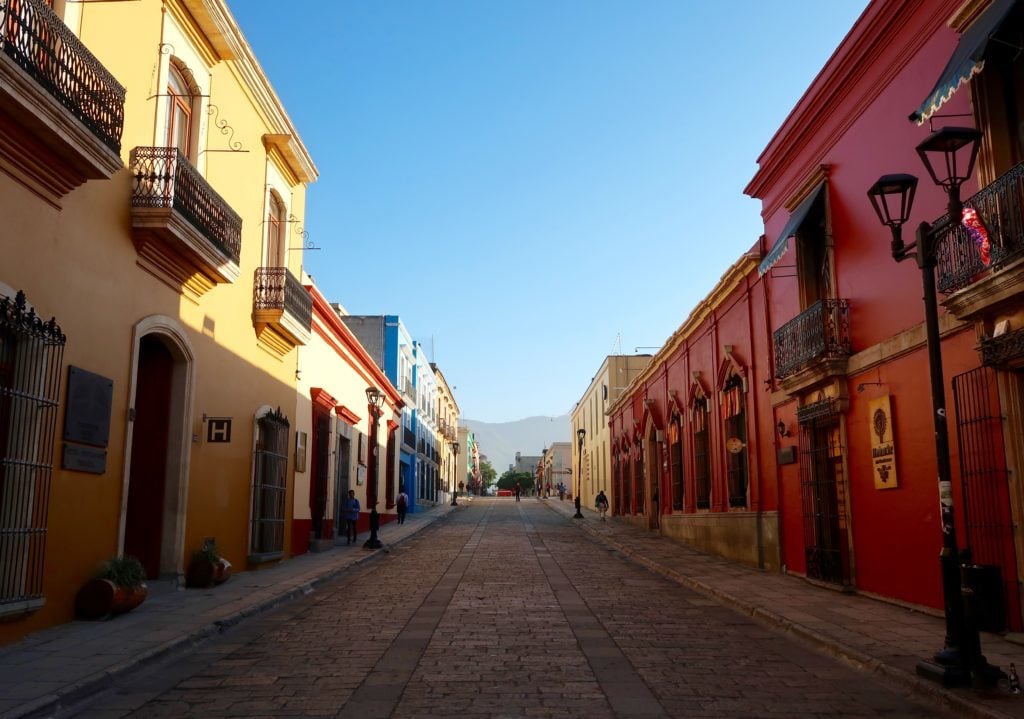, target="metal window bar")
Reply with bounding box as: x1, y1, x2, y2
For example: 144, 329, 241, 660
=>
130, 146, 243, 264
798, 407, 847, 585
670, 420, 683, 511
0, 0, 125, 152
773, 299, 851, 379
0, 291, 65, 606
725, 413, 748, 508
936, 161, 1024, 294
952, 366, 1020, 631
250, 410, 289, 555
